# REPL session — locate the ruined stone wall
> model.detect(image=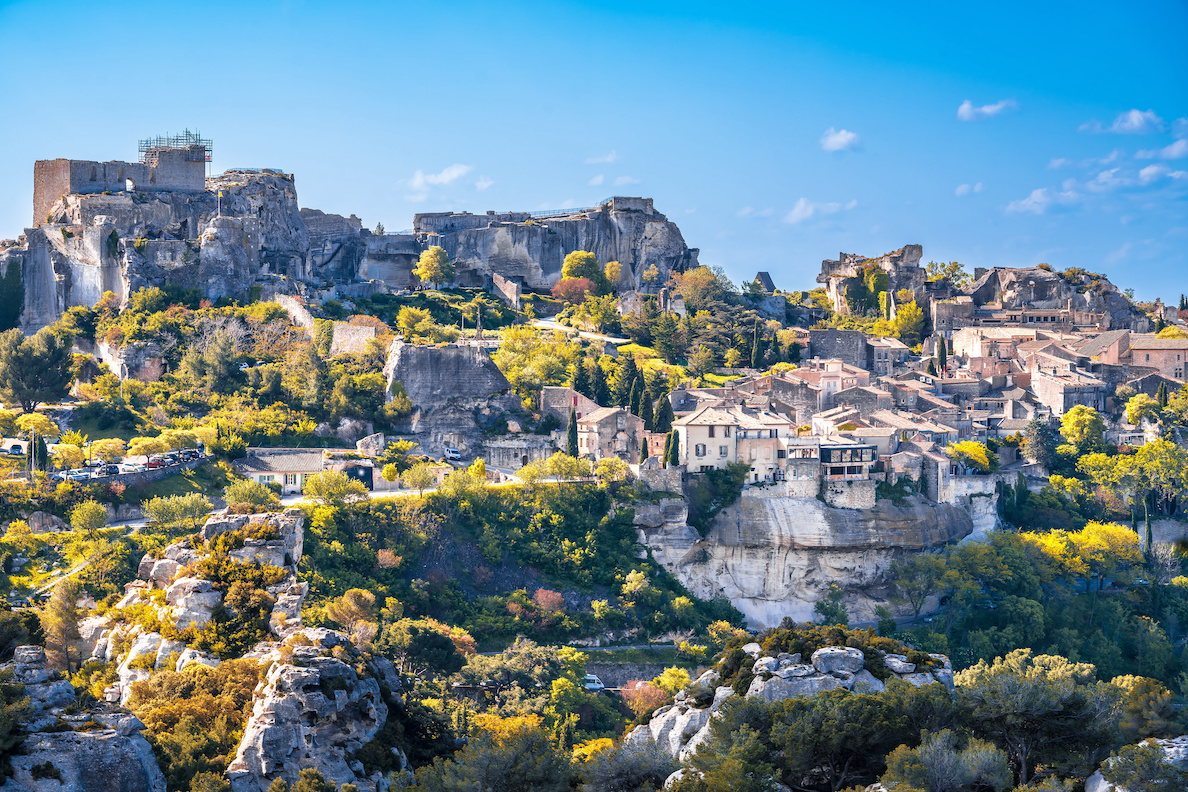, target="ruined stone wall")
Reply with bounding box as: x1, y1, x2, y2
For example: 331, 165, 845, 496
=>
275, 294, 314, 328
329, 322, 376, 356
484, 436, 555, 469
